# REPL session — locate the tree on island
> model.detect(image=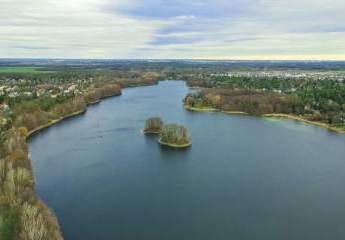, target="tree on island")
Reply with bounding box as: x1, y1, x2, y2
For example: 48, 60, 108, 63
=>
159, 124, 191, 148
143, 117, 164, 134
